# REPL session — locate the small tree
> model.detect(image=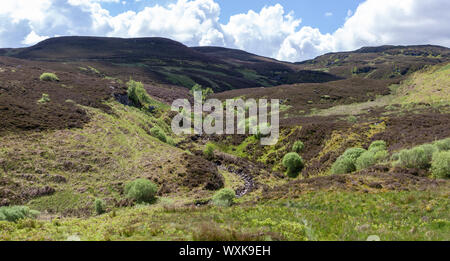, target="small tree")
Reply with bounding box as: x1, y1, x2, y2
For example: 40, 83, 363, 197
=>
282, 152, 304, 178
203, 143, 215, 160
124, 179, 158, 203
94, 199, 106, 215
292, 141, 305, 153
211, 188, 236, 207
